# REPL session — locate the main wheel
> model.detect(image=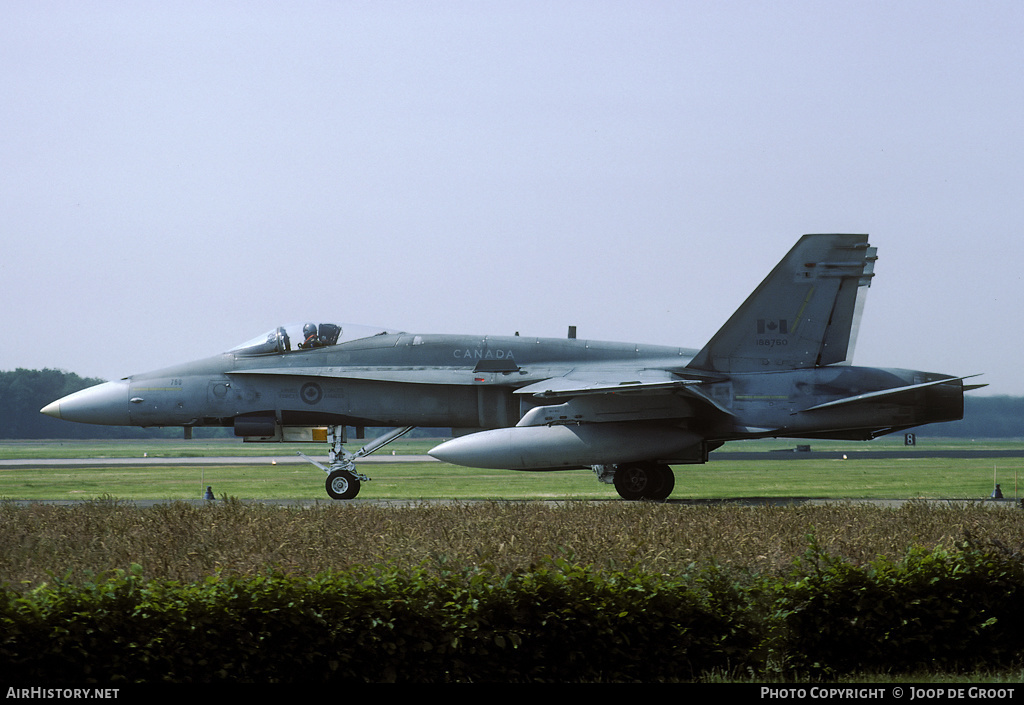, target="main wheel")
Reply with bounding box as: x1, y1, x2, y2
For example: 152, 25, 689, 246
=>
613, 463, 674, 501
647, 463, 675, 501
325, 469, 361, 500
614, 463, 653, 500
